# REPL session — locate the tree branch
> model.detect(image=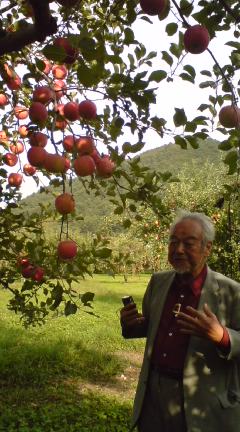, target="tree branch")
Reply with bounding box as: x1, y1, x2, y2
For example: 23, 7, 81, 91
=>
218, 0, 240, 23
0, 0, 58, 56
